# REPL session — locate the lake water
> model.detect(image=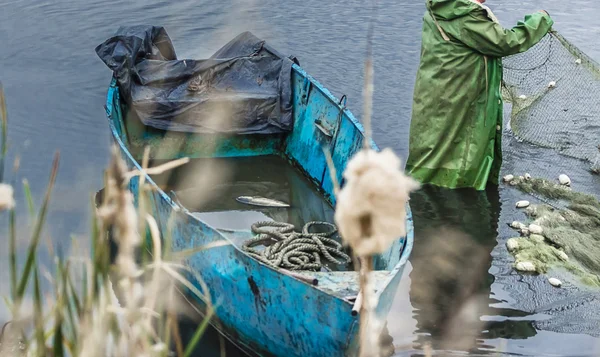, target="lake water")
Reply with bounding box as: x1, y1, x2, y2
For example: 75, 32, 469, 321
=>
1, 0, 600, 355
155, 155, 336, 233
